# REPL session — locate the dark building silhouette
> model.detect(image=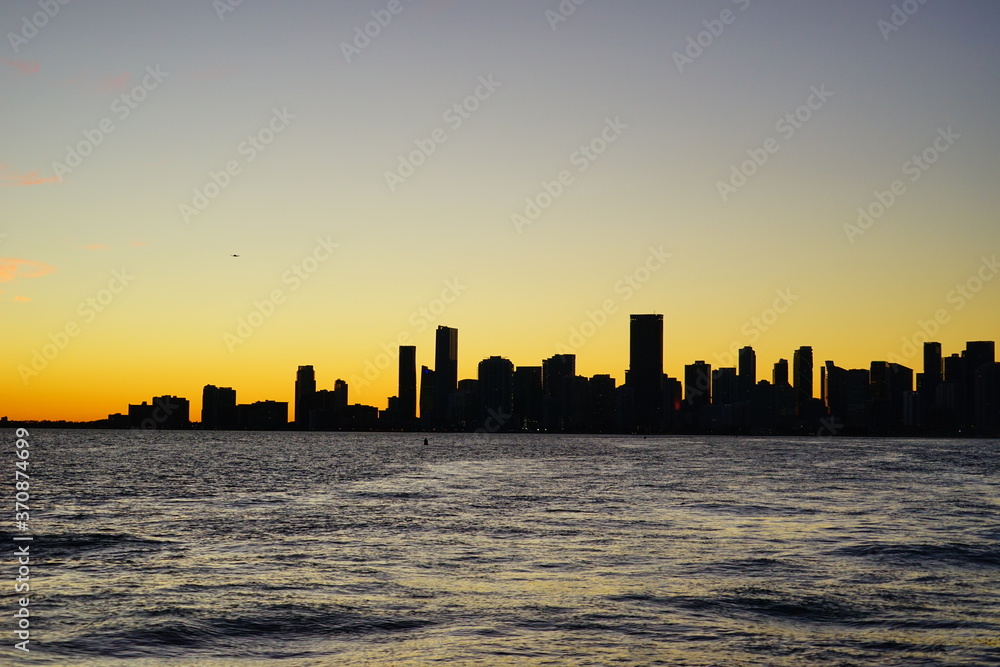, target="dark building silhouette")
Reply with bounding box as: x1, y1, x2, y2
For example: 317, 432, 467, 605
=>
974, 362, 1000, 436
237, 401, 287, 430
713, 367, 738, 406
128, 395, 190, 430
542, 354, 576, 431
629, 314, 664, 432
684, 360, 711, 410
793, 346, 813, 416
294, 365, 316, 429
513, 366, 543, 431
433, 326, 458, 428
773, 359, 789, 387
398, 345, 417, 424
964, 341, 996, 430
202, 385, 236, 429
588, 374, 617, 432
738, 346, 756, 403
478, 356, 514, 431
419, 365, 435, 427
